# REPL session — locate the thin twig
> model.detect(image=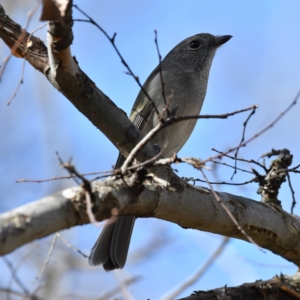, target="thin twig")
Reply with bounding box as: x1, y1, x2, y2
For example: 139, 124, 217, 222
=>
85, 191, 101, 227
211, 160, 253, 174
61, 276, 141, 300
154, 30, 167, 107
160, 237, 230, 300
231, 106, 257, 179
7, 248, 35, 299
212, 148, 267, 172
200, 169, 263, 251
2, 257, 29, 296
56, 152, 93, 192
183, 177, 256, 186
6, 23, 47, 105
0, 288, 22, 298
113, 271, 135, 300
287, 173, 296, 214
6, 58, 26, 105
32, 235, 57, 284
17, 104, 256, 182
121, 105, 256, 173
16, 168, 115, 183
98, 276, 141, 300
205, 91, 299, 164
121, 121, 163, 174
0, 1, 40, 80
238, 256, 295, 269
56, 233, 89, 259
16, 175, 78, 183
72, 7, 160, 117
